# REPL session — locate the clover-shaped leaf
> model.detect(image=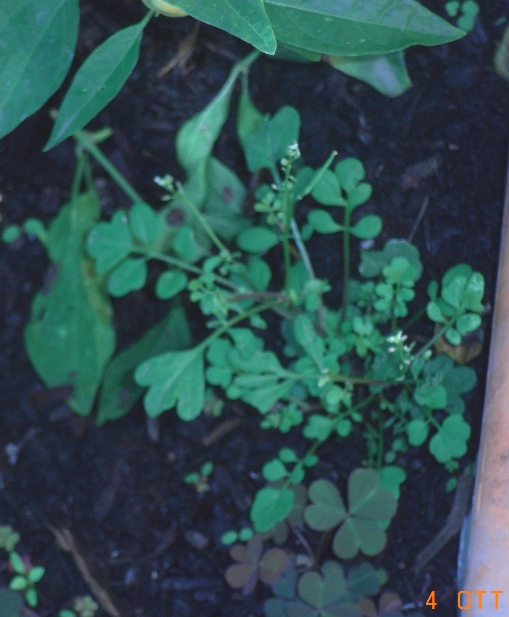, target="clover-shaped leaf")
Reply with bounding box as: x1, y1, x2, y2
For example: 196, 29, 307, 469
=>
304, 479, 347, 531
306, 471, 397, 559
358, 591, 405, 617
287, 561, 361, 617
225, 536, 288, 595
347, 562, 386, 598
429, 415, 470, 463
